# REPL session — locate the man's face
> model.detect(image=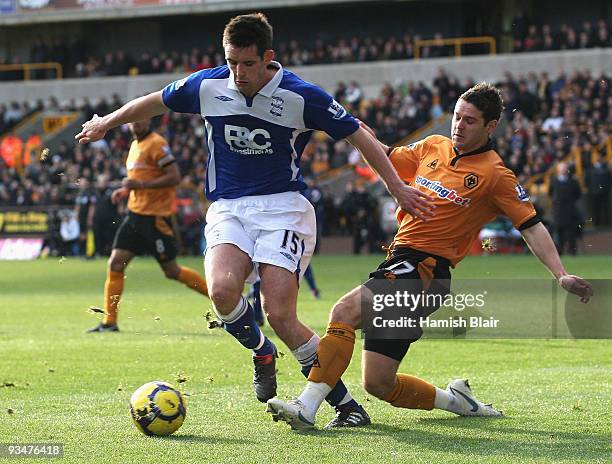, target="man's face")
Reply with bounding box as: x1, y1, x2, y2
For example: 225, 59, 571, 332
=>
129, 120, 150, 139
224, 44, 274, 97
451, 99, 497, 153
